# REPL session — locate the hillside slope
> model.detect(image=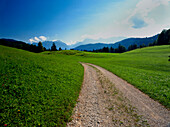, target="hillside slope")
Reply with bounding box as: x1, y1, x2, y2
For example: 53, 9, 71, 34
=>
0, 45, 169, 126
57, 45, 170, 108
0, 45, 83, 126
77, 45, 170, 108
